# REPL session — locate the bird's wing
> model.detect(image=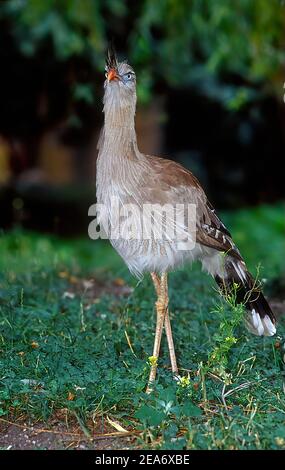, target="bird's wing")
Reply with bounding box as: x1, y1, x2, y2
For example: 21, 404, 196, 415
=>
145, 156, 242, 259
195, 203, 242, 259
